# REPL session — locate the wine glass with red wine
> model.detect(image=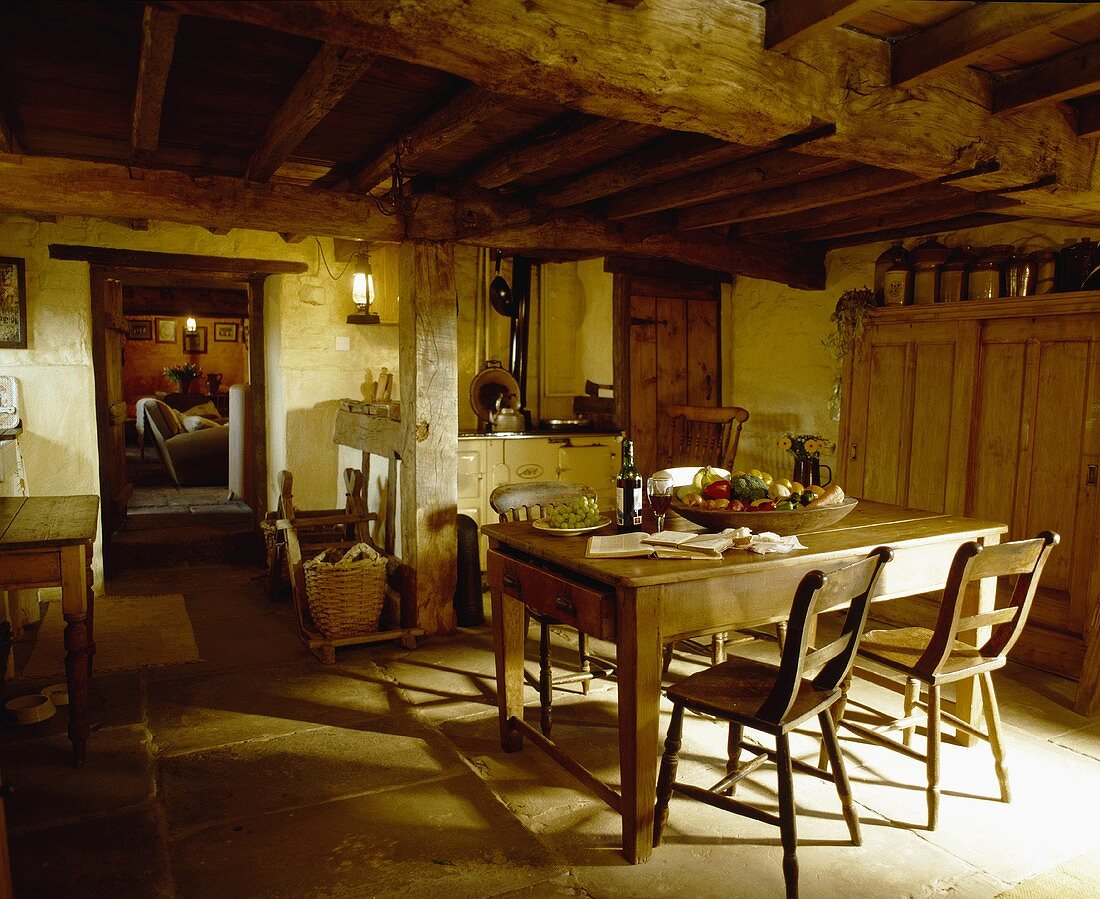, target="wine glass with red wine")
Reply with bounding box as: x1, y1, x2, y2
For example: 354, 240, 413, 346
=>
647, 475, 675, 533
